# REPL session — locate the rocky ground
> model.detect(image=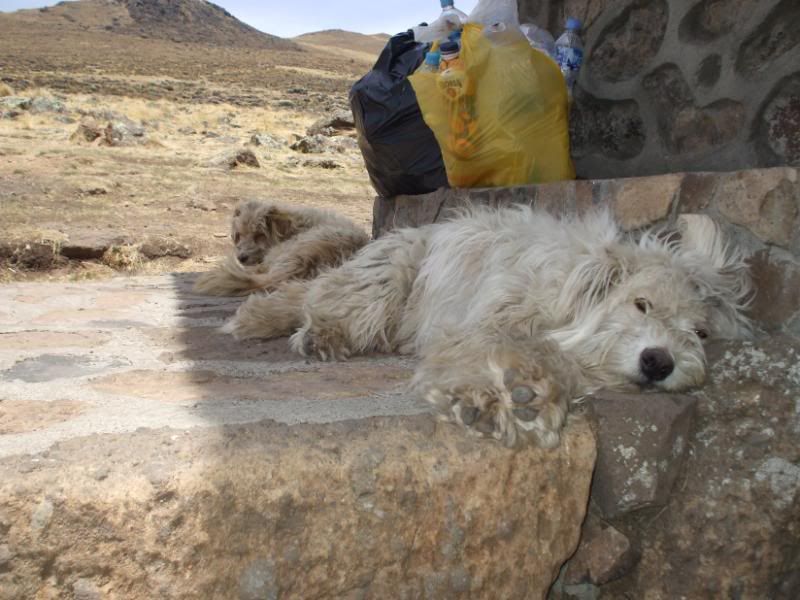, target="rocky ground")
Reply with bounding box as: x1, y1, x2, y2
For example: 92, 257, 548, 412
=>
0, 20, 377, 284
